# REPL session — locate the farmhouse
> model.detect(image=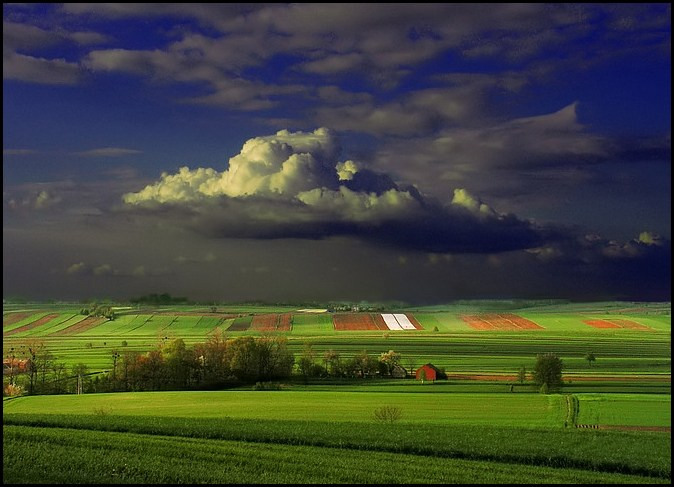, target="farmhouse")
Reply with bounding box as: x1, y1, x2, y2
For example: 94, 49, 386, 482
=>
391, 364, 407, 378
416, 363, 444, 382
3, 358, 28, 375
